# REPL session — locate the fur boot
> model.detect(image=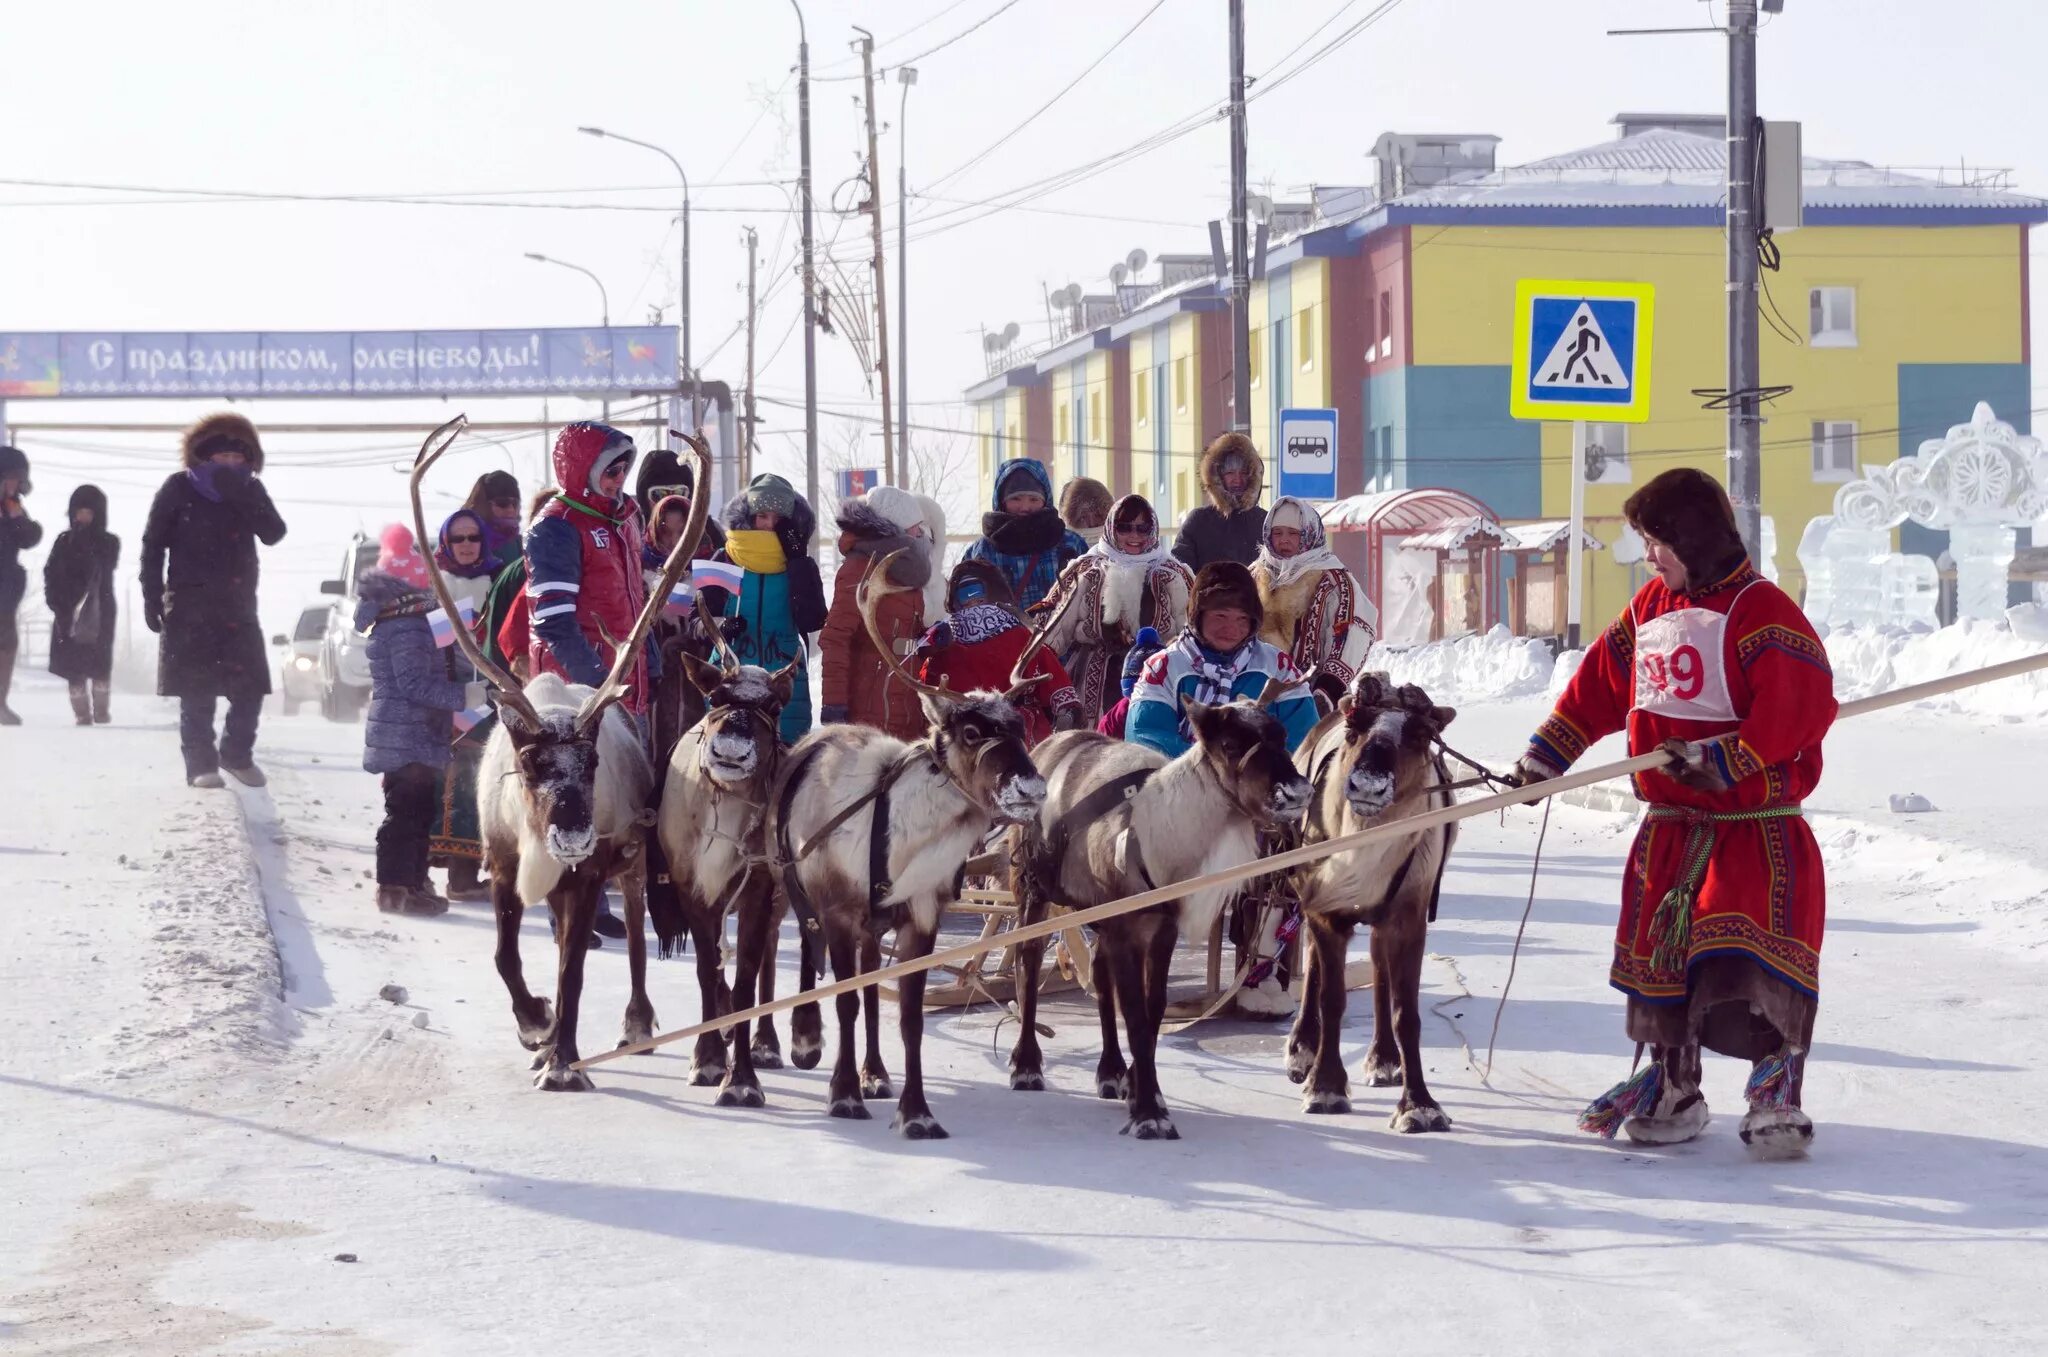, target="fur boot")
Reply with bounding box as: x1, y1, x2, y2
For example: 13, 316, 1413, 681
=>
69, 681, 92, 726
0, 646, 18, 725
91, 680, 110, 724
1739, 1048, 1814, 1160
